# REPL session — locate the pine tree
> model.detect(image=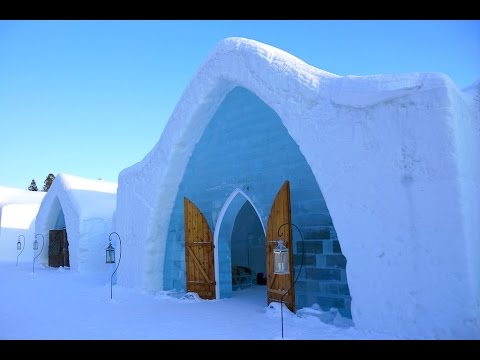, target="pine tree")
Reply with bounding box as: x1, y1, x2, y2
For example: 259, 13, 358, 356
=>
28, 179, 38, 191
42, 173, 55, 192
